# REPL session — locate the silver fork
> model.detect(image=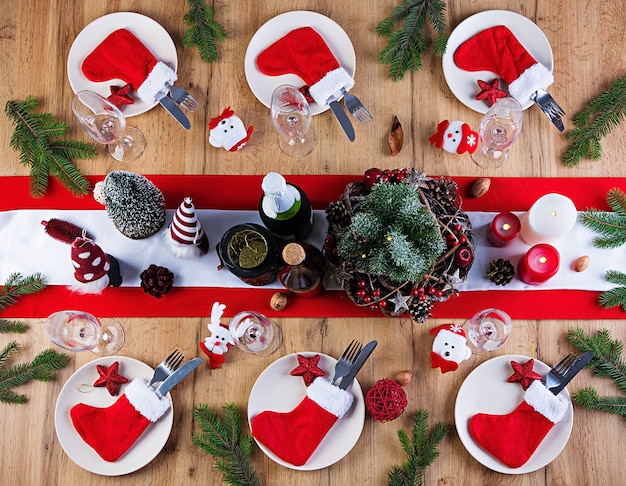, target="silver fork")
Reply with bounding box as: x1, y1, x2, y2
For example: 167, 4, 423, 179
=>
166, 83, 200, 112
532, 89, 565, 132
332, 340, 362, 385
342, 89, 373, 124
148, 349, 184, 387
543, 352, 577, 390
